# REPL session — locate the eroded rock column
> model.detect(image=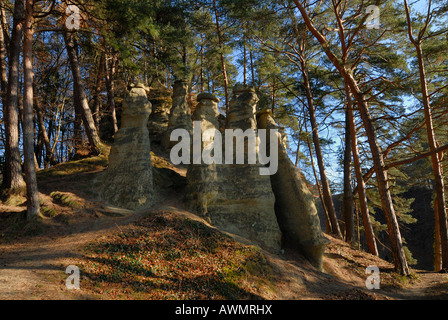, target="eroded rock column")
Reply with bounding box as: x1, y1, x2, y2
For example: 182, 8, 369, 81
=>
147, 86, 172, 144
99, 83, 155, 210
257, 109, 329, 270
205, 84, 282, 251
163, 80, 193, 149
185, 93, 221, 216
